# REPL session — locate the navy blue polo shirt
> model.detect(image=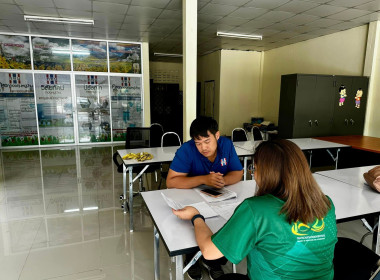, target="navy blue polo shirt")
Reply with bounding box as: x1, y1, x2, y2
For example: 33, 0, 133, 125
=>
170, 136, 242, 176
